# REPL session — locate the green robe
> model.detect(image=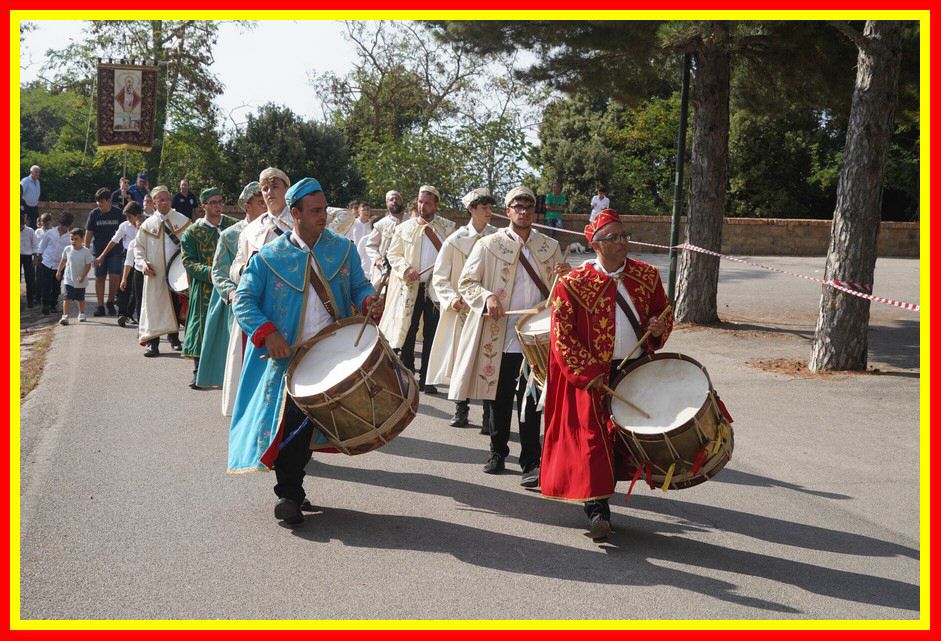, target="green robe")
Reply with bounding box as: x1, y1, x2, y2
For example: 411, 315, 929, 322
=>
180, 215, 238, 358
